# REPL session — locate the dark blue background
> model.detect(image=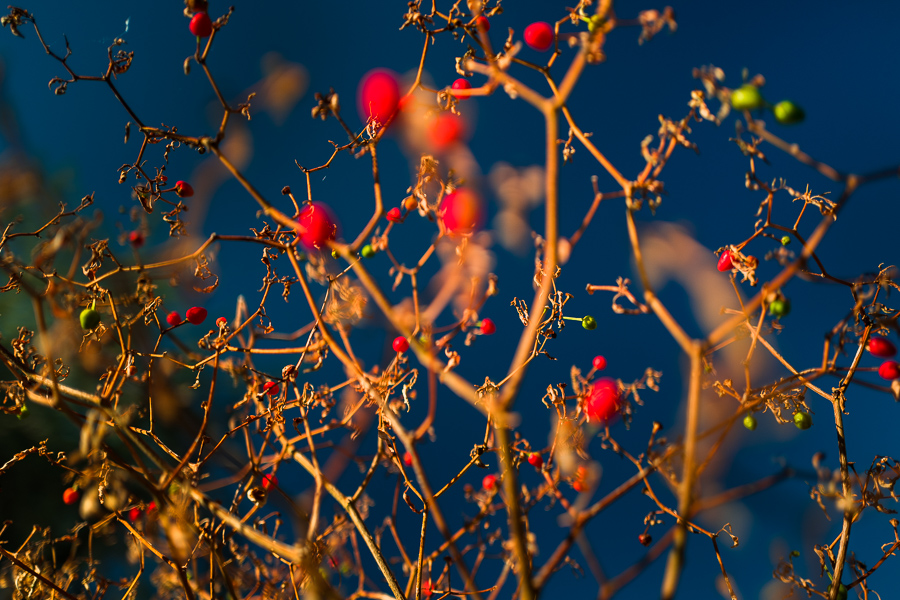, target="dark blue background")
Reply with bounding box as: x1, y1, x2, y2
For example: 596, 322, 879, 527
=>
2, 2, 899, 598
